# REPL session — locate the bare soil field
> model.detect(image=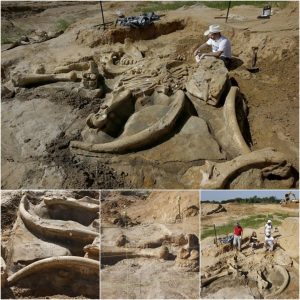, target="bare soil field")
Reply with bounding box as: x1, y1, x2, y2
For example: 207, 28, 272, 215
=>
1, 1, 299, 189
201, 202, 299, 299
